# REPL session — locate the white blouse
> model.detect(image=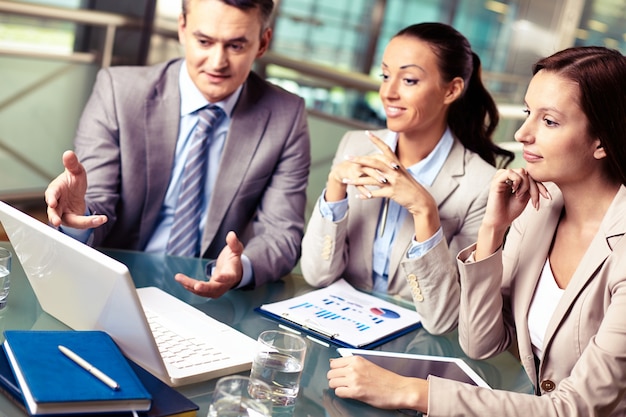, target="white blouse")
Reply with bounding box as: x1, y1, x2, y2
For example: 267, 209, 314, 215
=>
527, 258, 565, 358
